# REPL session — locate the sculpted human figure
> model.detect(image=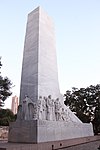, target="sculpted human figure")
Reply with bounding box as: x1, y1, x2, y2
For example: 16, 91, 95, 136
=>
55, 98, 61, 121
21, 95, 37, 120
61, 108, 66, 121
17, 105, 22, 120
51, 99, 55, 121
21, 95, 30, 120
65, 109, 69, 122
42, 96, 47, 120
38, 96, 43, 119
32, 102, 38, 120
46, 95, 52, 120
